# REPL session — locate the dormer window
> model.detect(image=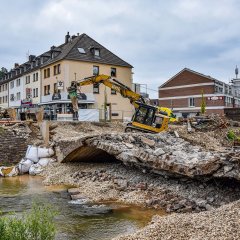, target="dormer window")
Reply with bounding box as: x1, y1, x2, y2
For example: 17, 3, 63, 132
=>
90, 47, 100, 57
94, 48, 100, 57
